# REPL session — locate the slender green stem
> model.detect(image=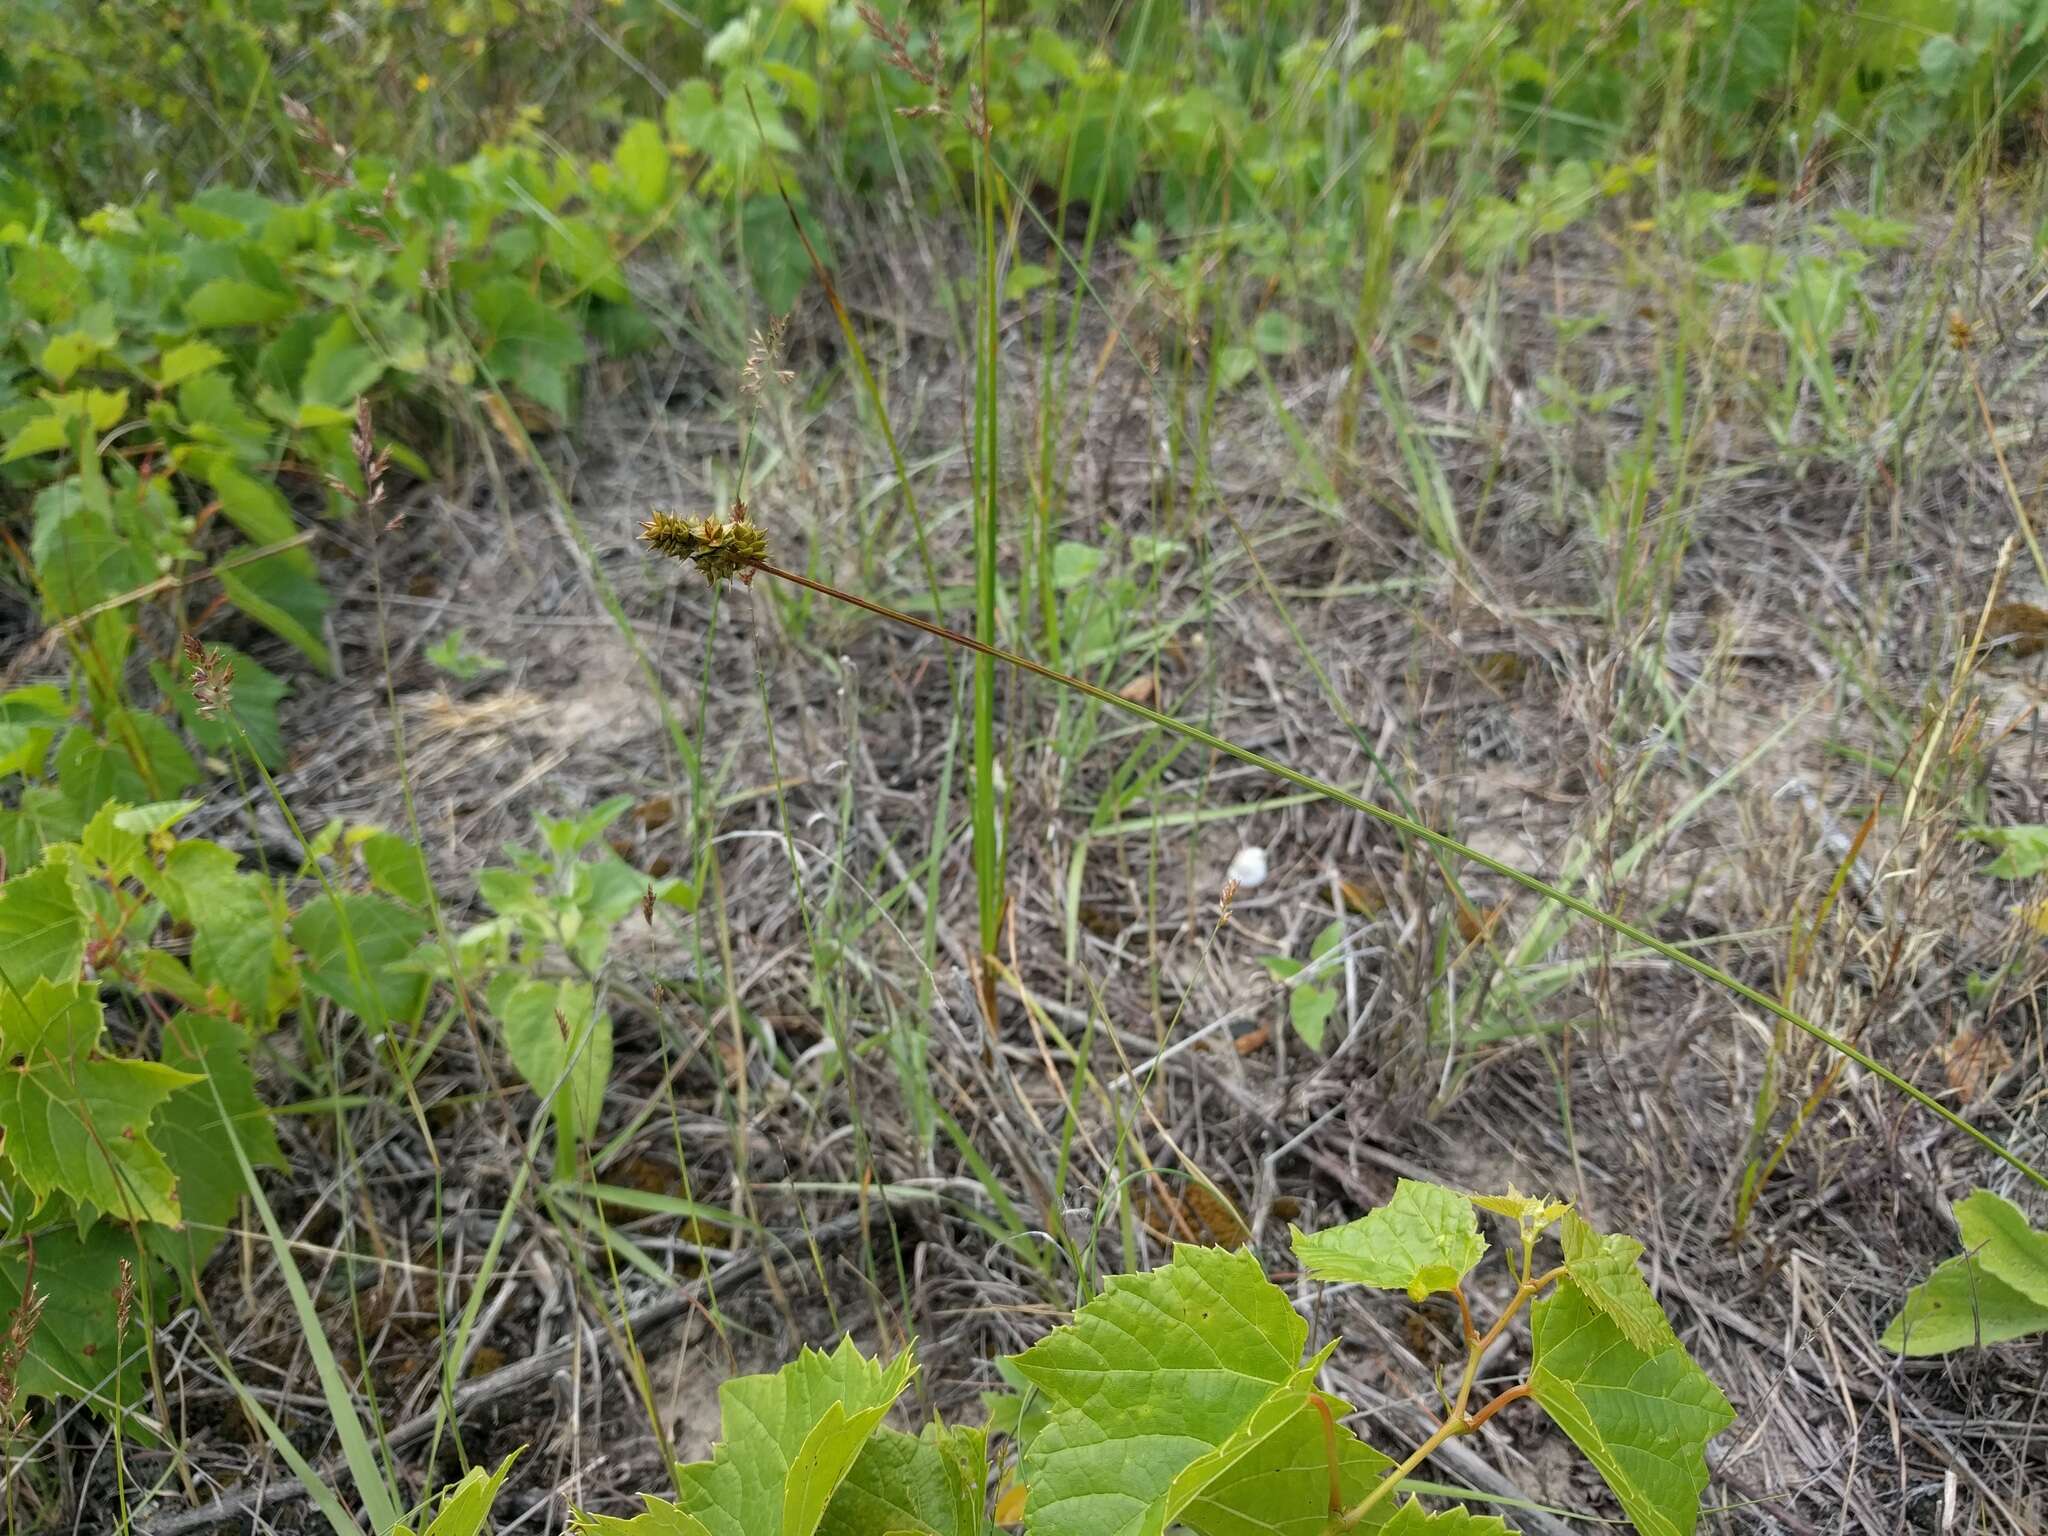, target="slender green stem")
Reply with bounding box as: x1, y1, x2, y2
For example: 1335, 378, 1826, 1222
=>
738, 558, 2048, 1194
